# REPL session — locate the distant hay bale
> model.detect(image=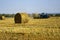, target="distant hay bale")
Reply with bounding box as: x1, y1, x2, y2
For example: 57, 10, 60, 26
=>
14, 12, 29, 23
0, 16, 5, 20
32, 13, 40, 19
